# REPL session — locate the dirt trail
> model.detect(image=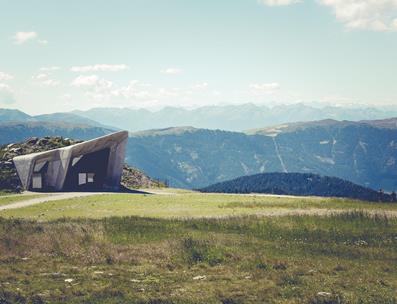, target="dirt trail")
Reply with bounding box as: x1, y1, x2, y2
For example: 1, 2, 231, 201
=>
0, 192, 101, 211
